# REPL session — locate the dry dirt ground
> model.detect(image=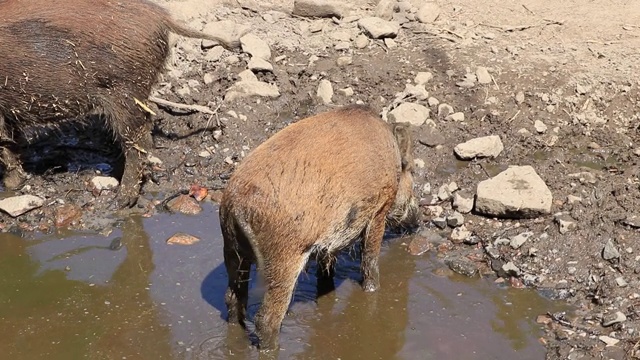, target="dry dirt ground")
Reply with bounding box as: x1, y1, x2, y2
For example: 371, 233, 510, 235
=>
3, 0, 640, 358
